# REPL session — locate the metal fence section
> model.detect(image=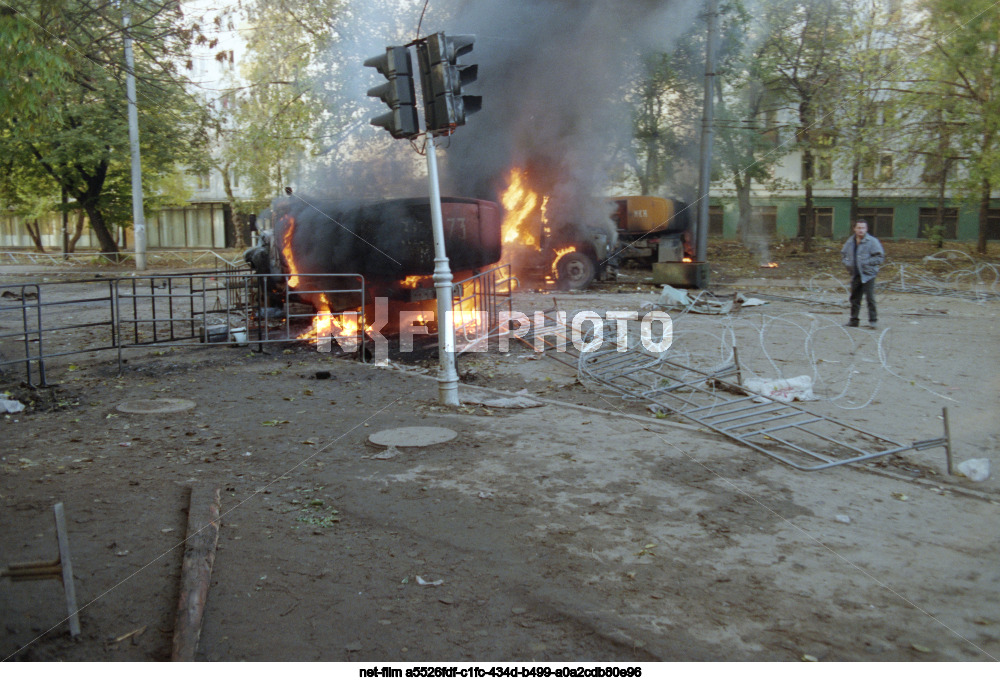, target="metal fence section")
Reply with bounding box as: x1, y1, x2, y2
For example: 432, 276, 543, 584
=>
521, 308, 950, 472
0, 250, 242, 269
1, 279, 120, 387
453, 265, 516, 353
0, 271, 367, 386
114, 271, 367, 355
